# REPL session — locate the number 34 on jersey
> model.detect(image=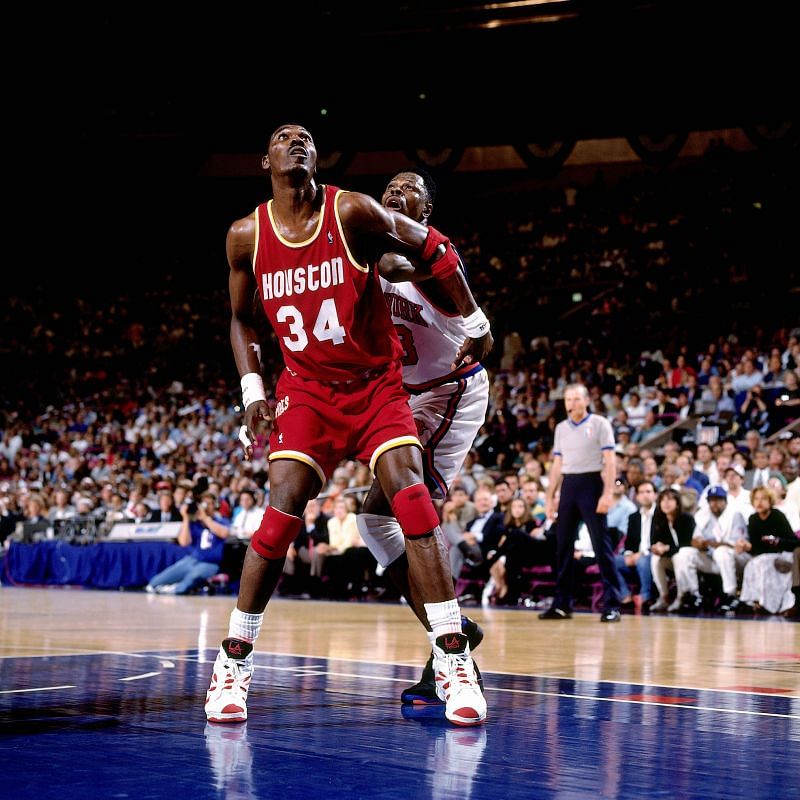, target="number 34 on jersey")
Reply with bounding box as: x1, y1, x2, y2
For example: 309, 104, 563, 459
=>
276, 298, 346, 352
